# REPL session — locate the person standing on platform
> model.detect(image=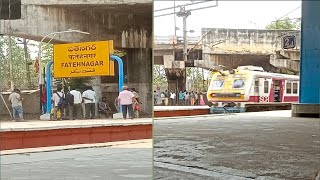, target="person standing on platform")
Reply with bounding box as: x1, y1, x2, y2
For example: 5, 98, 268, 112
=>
65, 90, 74, 120
130, 88, 140, 118
195, 92, 199, 105
190, 91, 195, 105
154, 91, 159, 105
70, 88, 82, 120
163, 90, 168, 106
52, 87, 64, 120
41, 85, 47, 114
178, 91, 184, 106
8, 89, 24, 121
118, 86, 135, 119
184, 92, 190, 106
82, 86, 96, 119
199, 93, 206, 106
170, 92, 176, 106
160, 92, 165, 106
